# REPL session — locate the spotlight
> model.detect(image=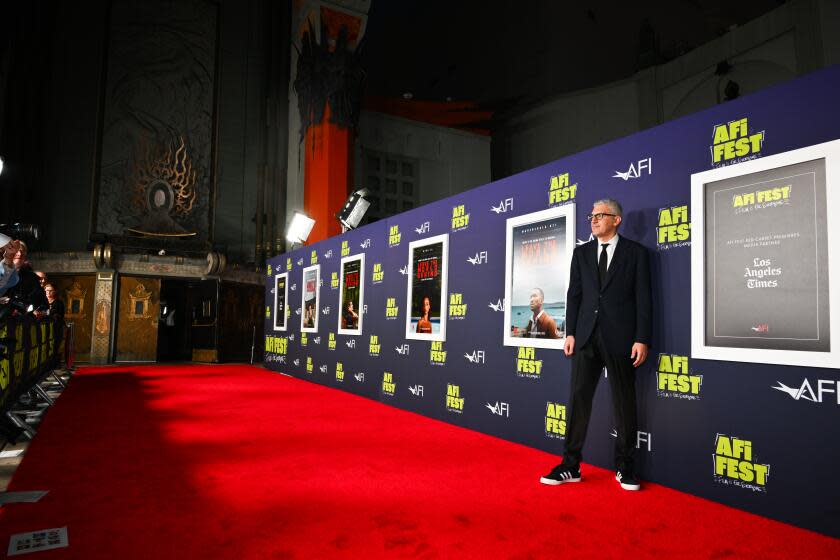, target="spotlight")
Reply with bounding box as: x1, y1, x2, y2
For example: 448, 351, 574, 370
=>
0, 156, 4, 176
286, 212, 316, 246
337, 188, 371, 231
